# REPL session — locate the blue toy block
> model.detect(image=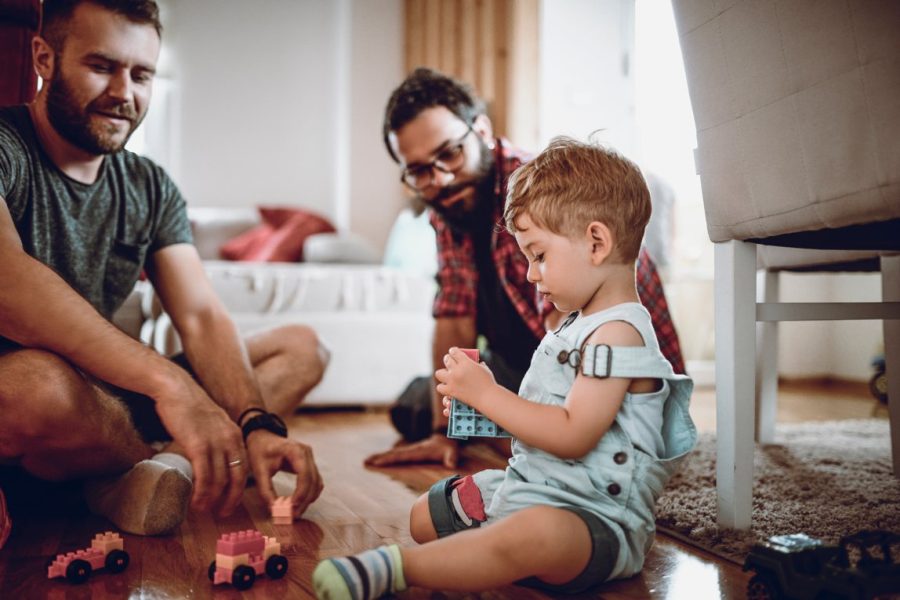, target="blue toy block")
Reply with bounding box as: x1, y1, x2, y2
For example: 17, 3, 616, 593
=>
446, 398, 511, 440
